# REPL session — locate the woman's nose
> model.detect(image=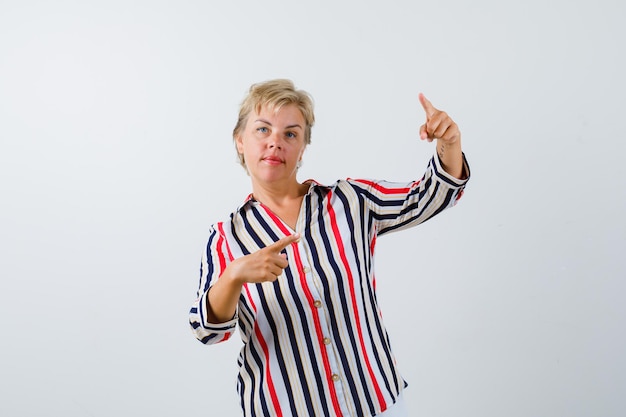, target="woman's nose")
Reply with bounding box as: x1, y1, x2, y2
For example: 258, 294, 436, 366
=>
268, 133, 282, 149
